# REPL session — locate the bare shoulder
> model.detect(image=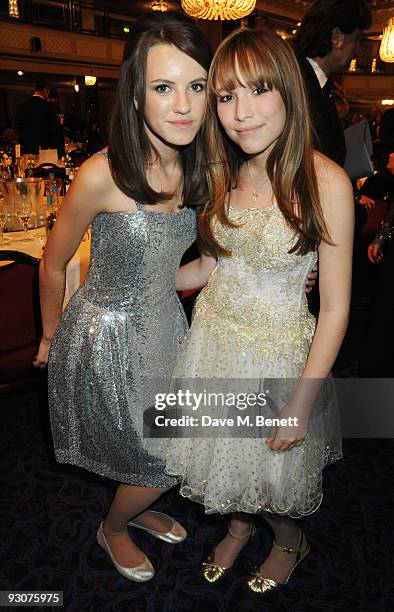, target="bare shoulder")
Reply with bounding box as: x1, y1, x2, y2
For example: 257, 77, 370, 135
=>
313, 151, 353, 209
72, 150, 137, 214
314, 151, 352, 193
64, 150, 118, 216
74, 151, 113, 193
